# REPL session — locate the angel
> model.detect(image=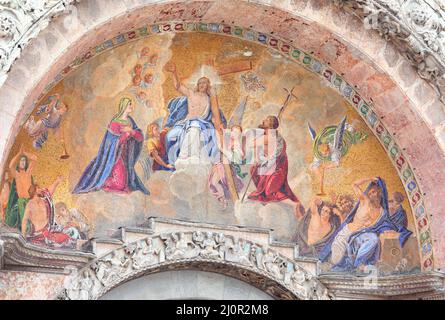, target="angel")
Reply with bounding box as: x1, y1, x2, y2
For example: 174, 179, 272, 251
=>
307, 116, 359, 195
24, 94, 68, 149
146, 121, 174, 172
